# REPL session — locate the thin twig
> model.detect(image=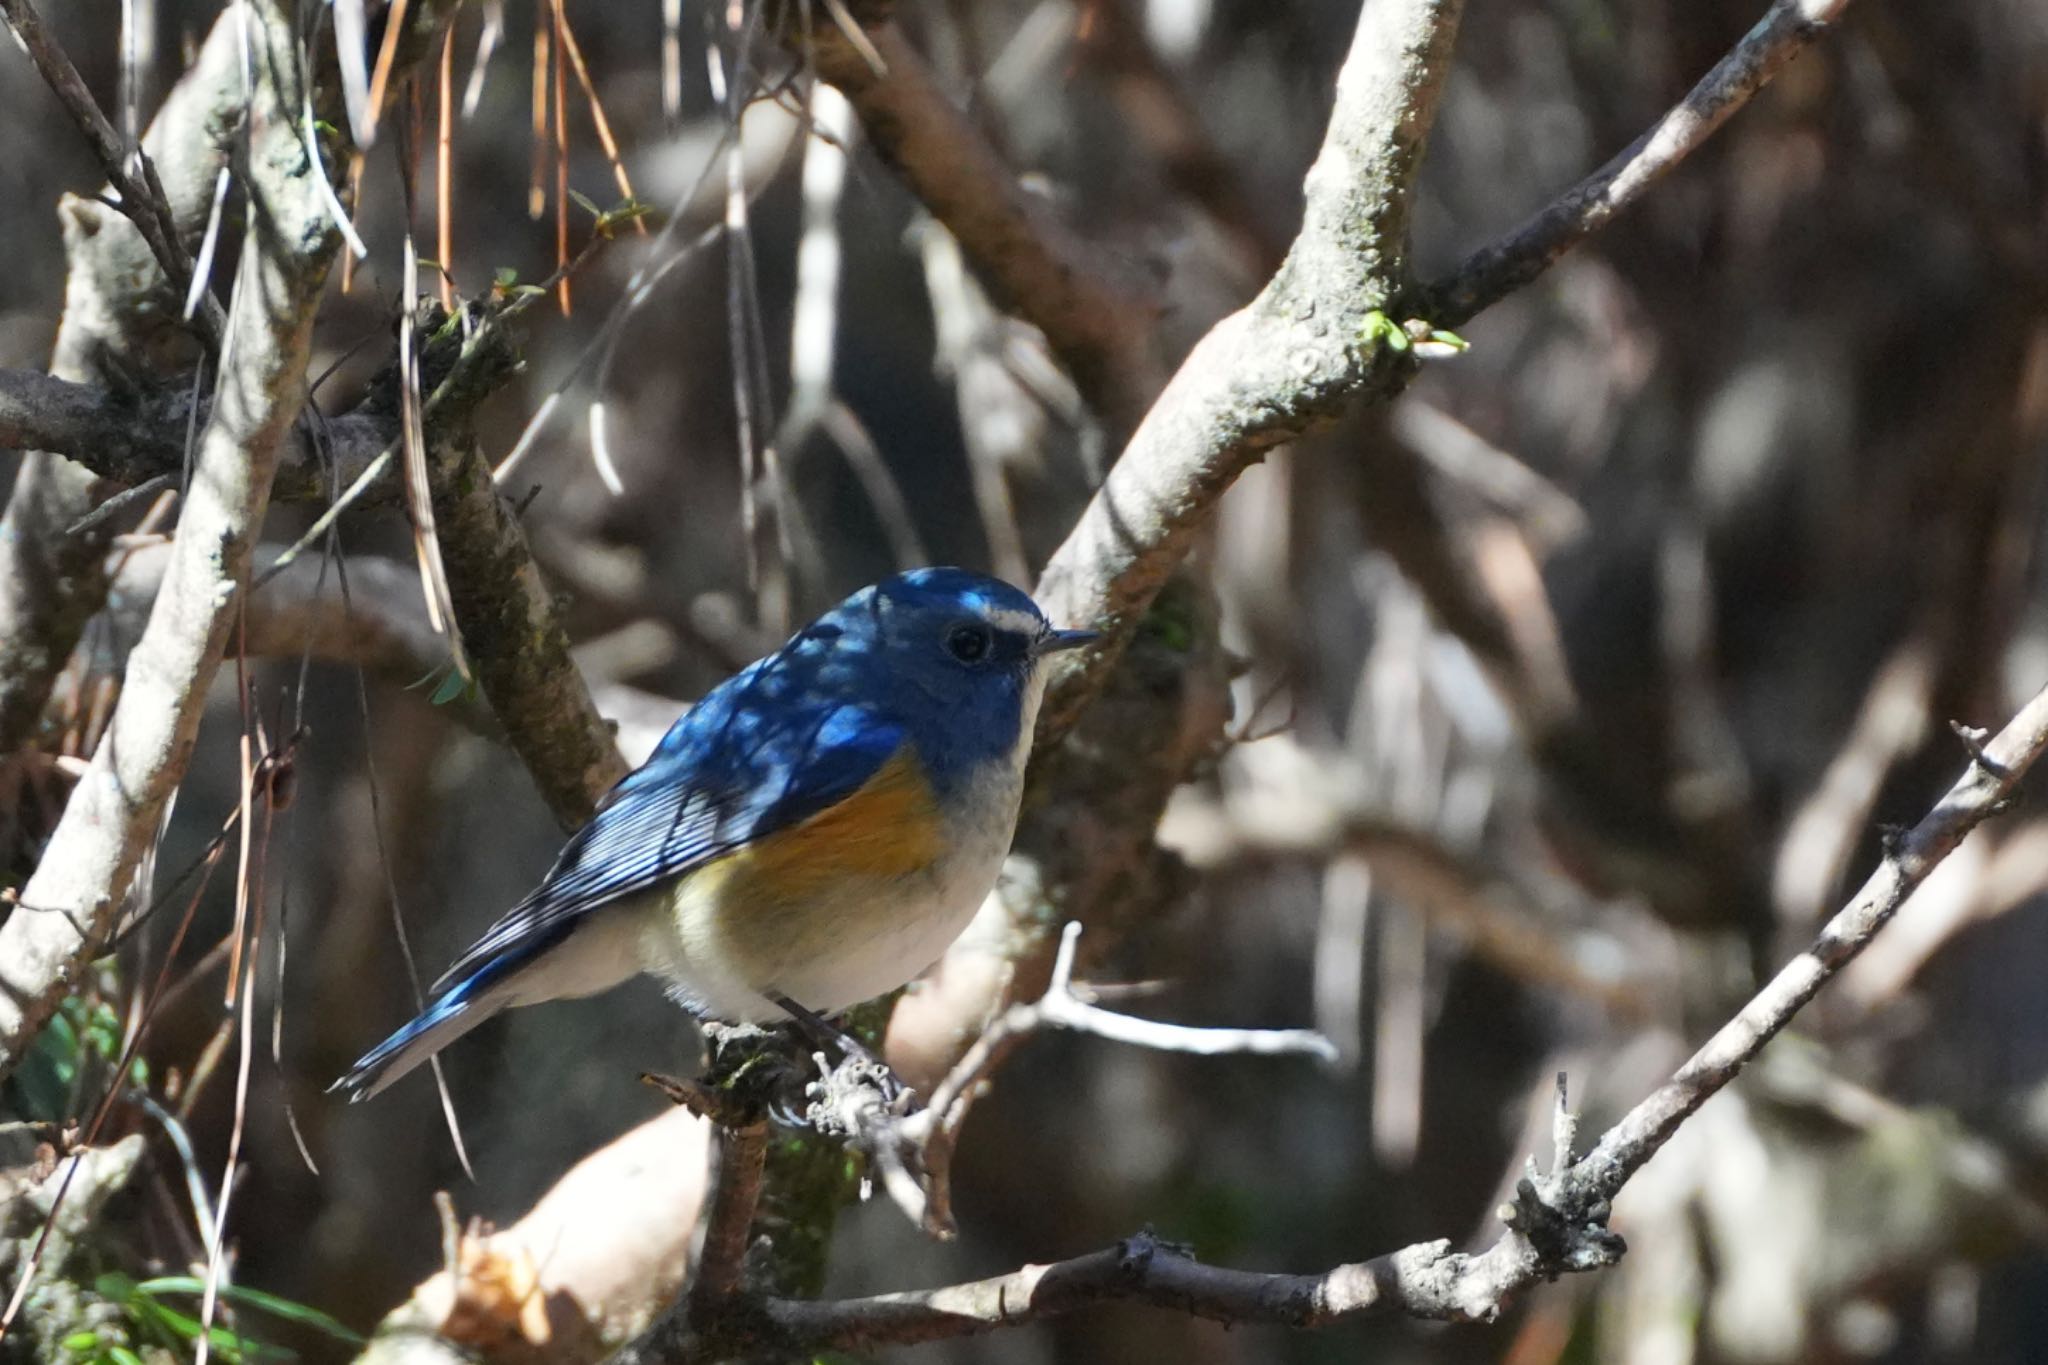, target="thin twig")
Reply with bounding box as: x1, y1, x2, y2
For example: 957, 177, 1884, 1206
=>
1422, 0, 1856, 327
906, 922, 1333, 1238
0, 0, 225, 344
1571, 679, 2048, 1202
